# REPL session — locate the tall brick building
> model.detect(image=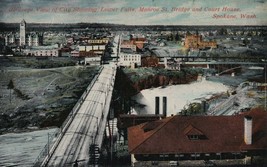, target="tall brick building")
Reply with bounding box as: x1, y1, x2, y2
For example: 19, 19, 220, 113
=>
184, 34, 217, 49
